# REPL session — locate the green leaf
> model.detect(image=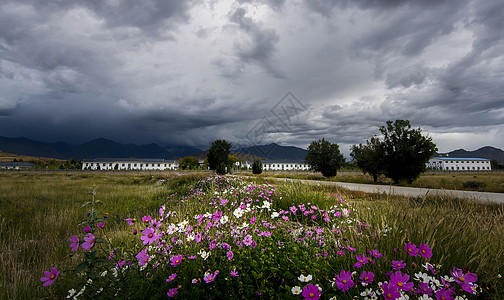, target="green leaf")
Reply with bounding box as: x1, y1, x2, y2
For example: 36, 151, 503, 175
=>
95, 238, 108, 244
74, 262, 89, 274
